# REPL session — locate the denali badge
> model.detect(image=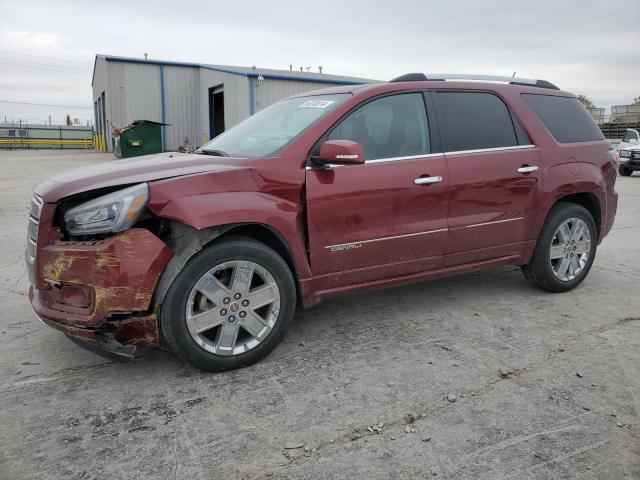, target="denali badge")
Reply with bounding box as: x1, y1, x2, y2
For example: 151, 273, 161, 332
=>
328, 242, 363, 252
